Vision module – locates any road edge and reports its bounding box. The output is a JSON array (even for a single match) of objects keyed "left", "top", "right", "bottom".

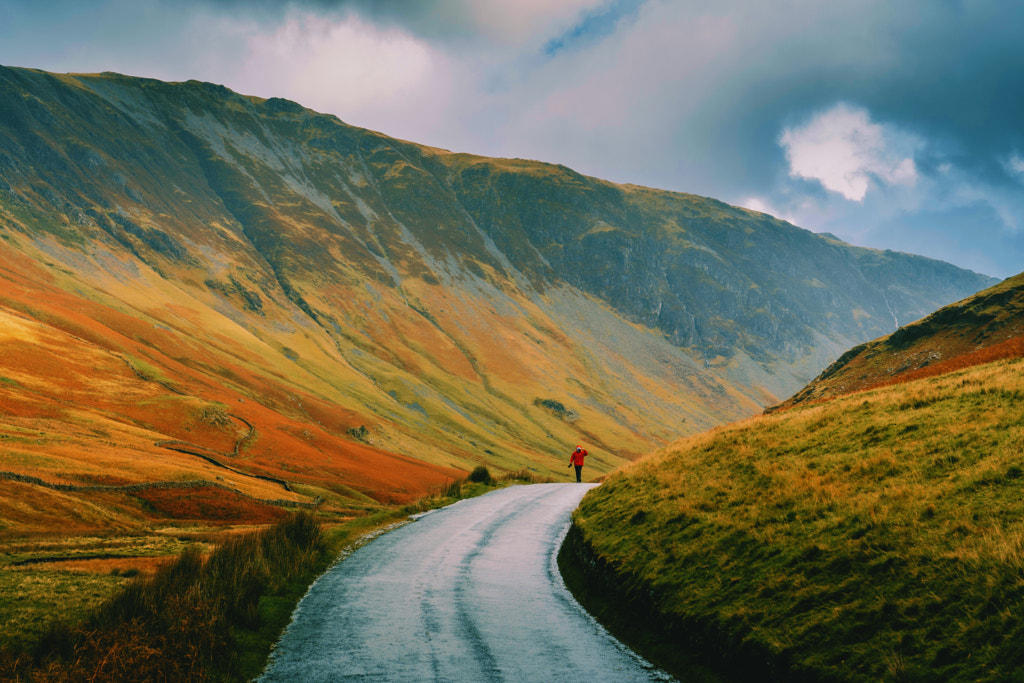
[{"left": 558, "top": 522, "right": 789, "bottom": 683}]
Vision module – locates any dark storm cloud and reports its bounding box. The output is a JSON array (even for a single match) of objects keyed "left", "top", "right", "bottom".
[
  {"left": 806, "top": 2, "right": 1024, "bottom": 181},
  {"left": 643, "top": 0, "right": 1024, "bottom": 197}
]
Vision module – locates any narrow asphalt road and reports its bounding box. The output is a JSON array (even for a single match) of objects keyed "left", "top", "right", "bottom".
[{"left": 259, "top": 483, "right": 675, "bottom": 682}]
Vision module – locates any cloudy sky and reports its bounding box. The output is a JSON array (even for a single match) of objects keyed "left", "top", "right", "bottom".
[{"left": 2, "top": 0, "right": 1022, "bottom": 278}]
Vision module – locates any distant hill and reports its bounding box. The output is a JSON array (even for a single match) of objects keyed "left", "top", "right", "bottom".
[
  {"left": 777, "top": 271, "right": 1024, "bottom": 409},
  {"left": 0, "top": 65, "right": 997, "bottom": 531}
]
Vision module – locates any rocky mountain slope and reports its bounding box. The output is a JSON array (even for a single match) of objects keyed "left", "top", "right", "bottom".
[
  {"left": 777, "top": 271, "right": 1024, "bottom": 408},
  {"left": 0, "top": 65, "right": 998, "bottom": 527}
]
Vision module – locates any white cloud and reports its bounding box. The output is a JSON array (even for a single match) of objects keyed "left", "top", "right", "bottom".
[
  {"left": 779, "top": 103, "right": 919, "bottom": 202},
  {"left": 1004, "top": 153, "right": 1024, "bottom": 182},
  {"left": 738, "top": 196, "right": 774, "bottom": 215},
  {"left": 489, "top": 2, "right": 746, "bottom": 183},
  {"left": 235, "top": 11, "right": 438, "bottom": 110}
]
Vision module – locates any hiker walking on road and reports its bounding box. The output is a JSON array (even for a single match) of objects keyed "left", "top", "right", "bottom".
[{"left": 568, "top": 445, "right": 587, "bottom": 483}]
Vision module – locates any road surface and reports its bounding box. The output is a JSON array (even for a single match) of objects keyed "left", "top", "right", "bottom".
[{"left": 259, "top": 483, "right": 675, "bottom": 682}]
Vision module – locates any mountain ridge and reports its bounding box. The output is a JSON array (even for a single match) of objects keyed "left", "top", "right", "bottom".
[{"left": 776, "top": 271, "right": 1024, "bottom": 408}]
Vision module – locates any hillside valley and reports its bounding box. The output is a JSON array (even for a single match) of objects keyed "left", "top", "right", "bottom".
[{"left": 0, "top": 64, "right": 998, "bottom": 538}]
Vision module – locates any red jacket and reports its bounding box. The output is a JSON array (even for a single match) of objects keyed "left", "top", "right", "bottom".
[{"left": 569, "top": 448, "right": 587, "bottom": 466}]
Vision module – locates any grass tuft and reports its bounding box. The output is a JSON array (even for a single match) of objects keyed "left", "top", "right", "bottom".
[{"left": 468, "top": 465, "right": 492, "bottom": 484}]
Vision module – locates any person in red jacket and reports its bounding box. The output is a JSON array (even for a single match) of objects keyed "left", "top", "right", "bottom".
[{"left": 568, "top": 445, "right": 587, "bottom": 483}]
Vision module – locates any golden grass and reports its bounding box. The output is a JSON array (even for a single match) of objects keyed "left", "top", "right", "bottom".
[
  {"left": 0, "top": 570, "right": 128, "bottom": 650},
  {"left": 780, "top": 273, "right": 1024, "bottom": 408},
  {"left": 574, "top": 356, "right": 1024, "bottom": 681}
]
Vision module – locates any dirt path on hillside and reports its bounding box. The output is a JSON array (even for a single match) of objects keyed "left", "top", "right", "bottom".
[{"left": 259, "top": 484, "right": 676, "bottom": 682}]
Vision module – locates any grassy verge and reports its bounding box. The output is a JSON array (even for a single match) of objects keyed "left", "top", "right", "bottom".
[
  {"left": 0, "top": 466, "right": 546, "bottom": 681},
  {"left": 572, "top": 357, "right": 1024, "bottom": 682}
]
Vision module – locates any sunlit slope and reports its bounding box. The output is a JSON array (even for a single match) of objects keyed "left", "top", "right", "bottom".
[
  {"left": 780, "top": 271, "right": 1024, "bottom": 408},
  {"left": 0, "top": 65, "right": 997, "bottom": 535},
  {"left": 0, "top": 245, "right": 464, "bottom": 537},
  {"left": 0, "top": 67, "right": 761, "bottom": 473},
  {"left": 573, "top": 355, "right": 1024, "bottom": 680}
]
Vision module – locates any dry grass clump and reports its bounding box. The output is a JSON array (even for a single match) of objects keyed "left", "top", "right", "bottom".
[{"left": 574, "top": 357, "right": 1024, "bottom": 682}]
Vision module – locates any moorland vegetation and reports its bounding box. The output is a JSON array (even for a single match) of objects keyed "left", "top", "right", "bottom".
[
  {"left": 568, "top": 355, "right": 1024, "bottom": 681},
  {"left": 2, "top": 511, "right": 328, "bottom": 682},
  {"left": 781, "top": 272, "right": 1024, "bottom": 408}
]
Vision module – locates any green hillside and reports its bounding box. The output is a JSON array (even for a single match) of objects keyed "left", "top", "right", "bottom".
[{"left": 568, "top": 353, "right": 1024, "bottom": 681}]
